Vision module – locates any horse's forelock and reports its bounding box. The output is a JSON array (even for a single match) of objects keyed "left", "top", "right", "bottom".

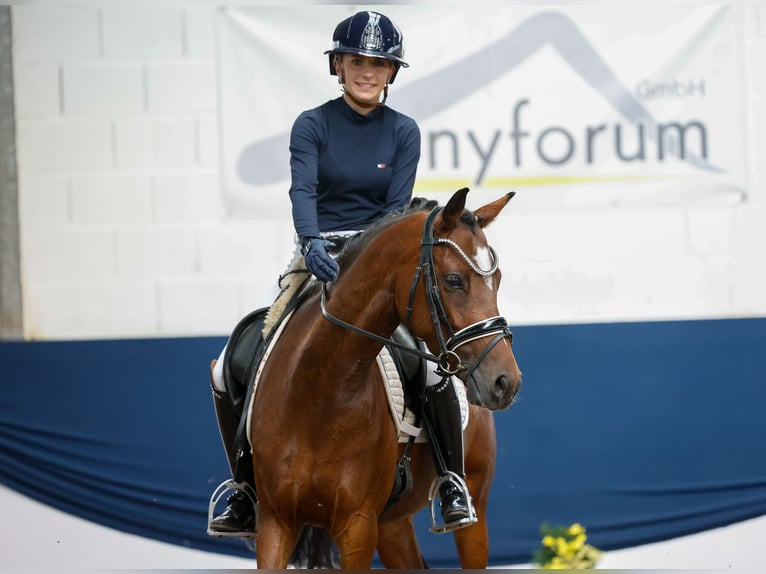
[{"left": 459, "top": 210, "right": 478, "bottom": 229}]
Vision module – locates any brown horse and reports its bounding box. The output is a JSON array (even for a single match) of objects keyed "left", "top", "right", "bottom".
[{"left": 249, "top": 188, "right": 522, "bottom": 568}]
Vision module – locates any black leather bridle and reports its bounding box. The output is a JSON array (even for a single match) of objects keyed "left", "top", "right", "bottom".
[{"left": 320, "top": 206, "right": 513, "bottom": 389}]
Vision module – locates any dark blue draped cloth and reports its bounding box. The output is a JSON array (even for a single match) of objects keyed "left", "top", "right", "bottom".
[{"left": 1, "top": 317, "right": 765, "bottom": 567}]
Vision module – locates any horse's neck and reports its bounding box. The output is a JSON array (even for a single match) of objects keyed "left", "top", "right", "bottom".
[
  {"left": 310, "top": 221, "right": 418, "bottom": 386},
  {"left": 319, "top": 273, "right": 399, "bottom": 366}
]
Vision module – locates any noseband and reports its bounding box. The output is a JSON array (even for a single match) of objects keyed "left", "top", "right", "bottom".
[{"left": 320, "top": 206, "right": 513, "bottom": 390}]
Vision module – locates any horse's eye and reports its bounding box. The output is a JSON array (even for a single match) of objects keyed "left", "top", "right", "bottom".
[{"left": 444, "top": 273, "right": 464, "bottom": 290}]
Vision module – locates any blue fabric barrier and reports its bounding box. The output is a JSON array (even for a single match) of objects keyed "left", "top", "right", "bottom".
[{"left": 1, "top": 317, "right": 765, "bottom": 566}]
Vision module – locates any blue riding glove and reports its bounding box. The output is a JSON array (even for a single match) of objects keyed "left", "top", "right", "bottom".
[{"left": 301, "top": 236, "right": 339, "bottom": 283}]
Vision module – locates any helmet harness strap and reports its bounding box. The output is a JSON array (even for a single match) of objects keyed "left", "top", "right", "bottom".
[{"left": 340, "top": 82, "right": 389, "bottom": 109}]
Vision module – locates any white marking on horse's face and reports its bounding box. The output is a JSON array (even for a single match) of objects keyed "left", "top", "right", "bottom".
[{"left": 475, "top": 246, "right": 494, "bottom": 290}]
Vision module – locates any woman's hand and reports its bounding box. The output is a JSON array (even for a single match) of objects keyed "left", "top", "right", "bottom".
[{"left": 301, "top": 237, "right": 339, "bottom": 282}]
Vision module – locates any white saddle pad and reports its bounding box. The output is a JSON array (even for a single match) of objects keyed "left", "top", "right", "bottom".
[{"left": 376, "top": 346, "right": 469, "bottom": 444}]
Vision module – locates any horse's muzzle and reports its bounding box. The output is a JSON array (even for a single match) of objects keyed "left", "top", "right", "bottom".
[{"left": 465, "top": 367, "right": 521, "bottom": 411}]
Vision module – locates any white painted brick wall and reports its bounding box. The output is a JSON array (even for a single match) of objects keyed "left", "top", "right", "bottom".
[
  {"left": 12, "top": 7, "right": 99, "bottom": 60},
  {"left": 153, "top": 172, "right": 224, "bottom": 221},
  {"left": 114, "top": 116, "right": 198, "bottom": 168},
  {"left": 18, "top": 119, "right": 113, "bottom": 170},
  {"left": 24, "top": 280, "right": 159, "bottom": 340},
  {"left": 12, "top": 5, "right": 221, "bottom": 339},
  {"left": 116, "top": 226, "right": 198, "bottom": 278},
  {"left": 70, "top": 174, "right": 153, "bottom": 226},
  {"left": 13, "top": 61, "right": 59, "bottom": 117},
  {"left": 101, "top": 8, "right": 183, "bottom": 60},
  {"left": 152, "top": 117, "right": 196, "bottom": 167},
  {"left": 146, "top": 61, "right": 216, "bottom": 113},
  {"left": 63, "top": 62, "right": 144, "bottom": 115},
  {"left": 11, "top": 5, "right": 766, "bottom": 340},
  {"left": 18, "top": 175, "right": 69, "bottom": 228},
  {"left": 23, "top": 228, "right": 115, "bottom": 281},
  {"left": 158, "top": 278, "right": 239, "bottom": 335}
]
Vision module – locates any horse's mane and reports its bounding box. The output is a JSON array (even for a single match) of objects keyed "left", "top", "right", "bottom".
[
  {"left": 335, "top": 197, "right": 434, "bottom": 268},
  {"left": 336, "top": 196, "right": 478, "bottom": 269}
]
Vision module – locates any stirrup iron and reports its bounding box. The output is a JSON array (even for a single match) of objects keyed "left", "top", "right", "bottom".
[
  {"left": 207, "top": 479, "right": 258, "bottom": 538},
  {"left": 427, "top": 472, "right": 477, "bottom": 534}
]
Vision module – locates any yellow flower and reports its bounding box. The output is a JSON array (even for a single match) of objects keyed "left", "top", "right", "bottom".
[
  {"left": 554, "top": 536, "right": 576, "bottom": 559},
  {"left": 534, "top": 522, "right": 602, "bottom": 569},
  {"left": 571, "top": 532, "right": 587, "bottom": 550},
  {"left": 567, "top": 523, "right": 585, "bottom": 536}
]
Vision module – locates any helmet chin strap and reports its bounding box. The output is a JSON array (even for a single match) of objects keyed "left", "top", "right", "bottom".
[{"left": 339, "top": 76, "right": 389, "bottom": 109}]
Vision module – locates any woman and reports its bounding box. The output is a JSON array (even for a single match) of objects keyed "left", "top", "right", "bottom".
[{"left": 208, "top": 10, "right": 473, "bottom": 537}]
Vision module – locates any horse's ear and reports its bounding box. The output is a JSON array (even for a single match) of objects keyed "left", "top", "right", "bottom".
[
  {"left": 475, "top": 191, "right": 515, "bottom": 228},
  {"left": 438, "top": 187, "right": 469, "bottom": 232}
]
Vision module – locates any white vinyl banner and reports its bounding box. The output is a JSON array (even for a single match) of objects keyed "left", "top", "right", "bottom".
[{"left": 218, "top": 5, "right": 746, "bottom": 216}]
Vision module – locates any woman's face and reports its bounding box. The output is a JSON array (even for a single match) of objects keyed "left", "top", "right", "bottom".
[{"left": 335, "top": 54, "right": 394, "bottom": 110}]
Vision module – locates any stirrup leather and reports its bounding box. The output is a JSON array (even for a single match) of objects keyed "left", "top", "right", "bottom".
[
  {"left": 427, "top": 472, "right": 477, "bottom": 534},
  {"left": 207, "top": 479, "right": 258, "bottom": 538}
]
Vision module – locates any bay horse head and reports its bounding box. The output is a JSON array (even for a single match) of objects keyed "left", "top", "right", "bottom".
[
  {"left": 325, "top": 187, "right": 522, "bottom": 411},
  {"left": 400, "top": 188, "right": 521, "bottom": 410}
]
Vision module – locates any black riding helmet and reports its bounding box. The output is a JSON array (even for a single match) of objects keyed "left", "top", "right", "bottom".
[{"left": 325, "top": 11, "right": 408, "bottom": 84}]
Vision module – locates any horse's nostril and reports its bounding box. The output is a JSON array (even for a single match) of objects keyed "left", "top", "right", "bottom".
[{"left": 494, "top": 375, "right": 509, "bottom": 398}]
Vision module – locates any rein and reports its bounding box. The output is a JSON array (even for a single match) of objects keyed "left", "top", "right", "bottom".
[
  {"left": 320, "top": 206, "right": 513, "bottom": 390},
  {"left": 320, "top": 283, "right": 440, "bottom": 364}
]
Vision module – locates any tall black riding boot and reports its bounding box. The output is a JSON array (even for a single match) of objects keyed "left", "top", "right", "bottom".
[
  {"left": 208, "top": 364, "right": 257, "bottom": 535},
  {"left": 424, "top": 377, "right": 476, "bottom": 532}
]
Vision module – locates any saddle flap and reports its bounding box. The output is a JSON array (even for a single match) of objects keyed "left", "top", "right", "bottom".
[
  {"left": 223, "top": 307, "right": 269, "bottom": 408},
  {"left": 386, "top": 326, "right": 426, "bottom": 411}
]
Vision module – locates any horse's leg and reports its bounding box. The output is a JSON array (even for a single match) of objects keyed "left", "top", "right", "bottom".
[
  {"left": 332, "top": 511, "right": 380, "bottom": 569},
  {"left": 452, "top": 513, "right": 490, "bottom": 568},
  {"left": 452, "top": 475, "right": 491, "bottom": 567},
  {"left": 377, "top": 516, "right": 427, "bottom": 569},
  {"left": 453, "top": 409, "right": 496, "bottom": 568},
  {"left": 254, "top": 504, "right": 300, "bottom": 569}
]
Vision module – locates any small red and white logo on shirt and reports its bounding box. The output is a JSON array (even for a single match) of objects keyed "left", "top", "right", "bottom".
[{"left": 377, "top": 163, "right": 386, "bottom": 169}]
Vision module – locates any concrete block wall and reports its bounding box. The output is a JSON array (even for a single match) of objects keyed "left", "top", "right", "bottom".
[
  {"left": 11, "top": 5, "right": 766, "bottom": 340},
  {"left": 13, "top": 6, "right": 291, "bottom": 340}
]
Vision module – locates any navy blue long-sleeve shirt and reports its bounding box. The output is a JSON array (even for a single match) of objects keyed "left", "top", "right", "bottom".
[{"left": 288, "top": 96, "right": 421, "bottom": 240}]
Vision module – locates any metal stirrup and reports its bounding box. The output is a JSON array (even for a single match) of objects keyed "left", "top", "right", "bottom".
[
  {"left": 427, "top": 472, "right": 477, "bottom": 534},
  {"left": 207, "top": 479, "right": 258, "bottom": 539}
]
